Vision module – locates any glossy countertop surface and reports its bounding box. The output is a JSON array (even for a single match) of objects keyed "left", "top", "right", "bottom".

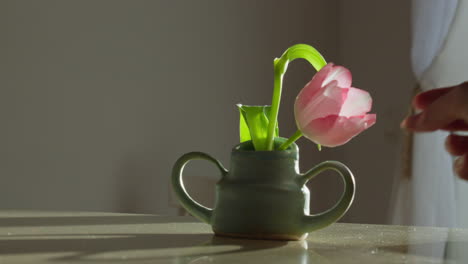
[{"left": 0, "top": 211, "right": 467, "bottom": 263}]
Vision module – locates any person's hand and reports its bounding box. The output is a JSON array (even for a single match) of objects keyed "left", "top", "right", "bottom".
[{"left": 401, "top": 82, "right": 468, "bottom": 180}]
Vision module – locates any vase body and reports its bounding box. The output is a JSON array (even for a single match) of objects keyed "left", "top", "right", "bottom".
[
  {"left": 171, "top": 138, "right": 355, "bottom": 241},
  {"left": 212, "top": 140, "right": 309, "bottom": 240}
]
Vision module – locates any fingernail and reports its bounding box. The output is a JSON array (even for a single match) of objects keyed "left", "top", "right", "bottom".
[
  {"left": 400, "top": 119, "right": 408, "bottom": 129},
  {"left": 455, "top": 157, "right": 463, "bottom": 170},
  {"left": 404, "top": 113, "right": 424, "bottom": 130},
  {"left": 454, "top": 156, "right": 465, "bottom": 177}
]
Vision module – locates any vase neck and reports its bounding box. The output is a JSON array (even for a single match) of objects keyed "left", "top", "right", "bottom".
[{"left": 227, "top": 150, "right": 299, "bottom": 182}]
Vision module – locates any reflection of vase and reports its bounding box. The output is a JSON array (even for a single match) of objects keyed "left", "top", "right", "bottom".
[
  {"left": 172, "top": 138, "right": 355, "bottom": 241},
  {"left": 178, "top": 237, "right": 328, "bottom": 264}
]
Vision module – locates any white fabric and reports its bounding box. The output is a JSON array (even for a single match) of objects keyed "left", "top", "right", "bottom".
[
  {"left": 411, "top": 0, "right": 458, "bottom": 81},
  {"left": 419, "top": 0, "right": 468, "bottom": 90},
  {"left": 392, "top": 0, "right": 468, "bottom": 261},
  {"left": 410, "top": 0, "right": 468, "bottom": 229}
]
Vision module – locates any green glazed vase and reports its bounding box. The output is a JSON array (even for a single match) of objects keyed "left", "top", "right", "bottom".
[{"left": 171, "top": 137, "right": 355, "bottom": 241}]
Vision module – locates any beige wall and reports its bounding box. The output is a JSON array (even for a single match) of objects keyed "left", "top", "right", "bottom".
[
  {"left": 332, "top": 0, "right": 415, "bottom": 224},
  {"left": 0, "top": 0, "right": 339, "bottom": 215},
  {"left": 279, "top": 0, "right": 415, "bottom": 225},
  {"left": 1, "top": 0, "right": 414, "bottom": 224}
]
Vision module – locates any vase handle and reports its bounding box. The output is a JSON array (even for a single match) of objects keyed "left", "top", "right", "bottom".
[
  {"left": 171, "top": 152, "right": 228, "bottom": 224},
  {"left": 297, "top": 161, "right": 355, "bottom": 232}
]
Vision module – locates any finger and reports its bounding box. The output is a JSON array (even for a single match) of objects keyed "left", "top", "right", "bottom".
[
  {"left": 442, "top": 120, "right": 468, "bottom": 131},
  {"left": 413, "top": 87, "right": 453, "bottom": 110},
  {"left": 403, "top": 88, "right": 466, "bottom": 132},
  {"left": 445, "top": 134, "right": 468, "bottom": 156},
  {"left": 454, "top": 154, "right": 468, "bottom": 180}
]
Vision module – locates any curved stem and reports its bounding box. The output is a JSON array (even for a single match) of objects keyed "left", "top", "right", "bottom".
[
  {"left": 265, "top": 44, "right": 327, "bottom": 151},
  {"left": 278, "top": 130, "right": 303, "bottom": 150}
]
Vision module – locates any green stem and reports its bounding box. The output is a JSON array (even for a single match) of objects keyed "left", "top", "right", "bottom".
[
  {"left": 265, "top": 58, "right": 286, "bottom": 150},
  {"left": 265, "top": 44, "right": 327, "bottom": 151},
  {"left": 278, "top": 130, "right": 303, "bottom": 150}
]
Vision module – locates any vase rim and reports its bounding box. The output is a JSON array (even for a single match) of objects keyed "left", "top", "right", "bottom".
[{"left": 231, "top": 138, "right": 299, "bottom": 157}]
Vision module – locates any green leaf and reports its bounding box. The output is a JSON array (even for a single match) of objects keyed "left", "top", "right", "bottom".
[
  {"left": 238, "top": 106, "right": 251, "bottom": 143},
  {"left": 237, "top": 104, "right": 279, "bottom": 151}
]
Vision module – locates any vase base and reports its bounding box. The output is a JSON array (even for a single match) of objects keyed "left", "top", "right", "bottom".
[{"left": 213, "top": 230, "right": 307, "bottom": 241}]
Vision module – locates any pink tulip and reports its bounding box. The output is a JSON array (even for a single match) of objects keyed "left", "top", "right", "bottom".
[{"left": 294, "top": 63, "right": 376, "bottom": 147}]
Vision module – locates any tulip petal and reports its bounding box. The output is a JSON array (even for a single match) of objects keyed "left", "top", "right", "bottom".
[
  {"left": 300, "top": 114, "right": 376, "bottom": 147},
  {"left": 298, "top": 63, "right": 334, "bottom": 100},
  {"left": 340, "top": 87, "right": 373, "bottom": 117},
  {"left": 295, "top": 63, "right": 352, "bottom": 102},
  {"left": 295, "top": 80, "right": 346, "bottom": 126},
  {"left": 323, "top": 64, "right": 352, "bottom": 88}
]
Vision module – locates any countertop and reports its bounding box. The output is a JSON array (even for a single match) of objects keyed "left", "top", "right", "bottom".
[{"left": 0, "top": 211, "right": 467, "bottom": 263}]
